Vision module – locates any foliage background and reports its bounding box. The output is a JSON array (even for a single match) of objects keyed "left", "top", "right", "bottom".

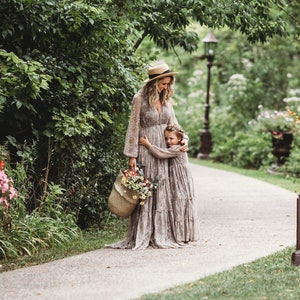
[{"left": 0, "top": 0, "right": 300, "bottom": 258}]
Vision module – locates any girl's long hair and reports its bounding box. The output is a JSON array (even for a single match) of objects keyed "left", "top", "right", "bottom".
[
  {"left": 165, "top": 124, "right": 185, "bottom": 141},
  {"left": 142, "top": 76, "right": 175, "bottom": 107}
]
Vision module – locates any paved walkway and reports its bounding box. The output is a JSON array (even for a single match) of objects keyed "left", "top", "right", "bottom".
[{"left": 0, "top": 164, "right": 298, "bottom": 300}]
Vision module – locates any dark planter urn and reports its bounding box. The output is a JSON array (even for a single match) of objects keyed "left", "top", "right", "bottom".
[{"left": 271, "top": 132, "right": 293, "bottom": 165}]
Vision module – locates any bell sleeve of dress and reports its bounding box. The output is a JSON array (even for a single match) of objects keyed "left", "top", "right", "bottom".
[
  {"left": 123, "top": 94, "right": 142, "bottom": 158},
  {"left": 148, "top": 145, "right": 181, "bottom": 159}
]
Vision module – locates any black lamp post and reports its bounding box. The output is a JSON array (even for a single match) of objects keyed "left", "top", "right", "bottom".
[
  {"left": 197, "top": 31, "right": 218, "bottom": 160},
  {"left": 292, "top": 195, "right": 300, "bottom": 266}
]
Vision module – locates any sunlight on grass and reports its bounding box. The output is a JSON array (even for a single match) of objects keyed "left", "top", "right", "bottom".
[{"left": 139, "top": 247, "right": 300, "bottom": 300}]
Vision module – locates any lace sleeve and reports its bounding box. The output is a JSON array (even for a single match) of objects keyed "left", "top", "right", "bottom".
[
  {"left": 149, "top": 145, "right": 181, "bottom": 159},
  {"left": 123, "top": 93, "right": 142, "bottom": 158}
]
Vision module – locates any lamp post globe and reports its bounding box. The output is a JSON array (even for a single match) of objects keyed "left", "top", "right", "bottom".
[{"left": 197, "top": 31, "right": 218, "bottom": 160}]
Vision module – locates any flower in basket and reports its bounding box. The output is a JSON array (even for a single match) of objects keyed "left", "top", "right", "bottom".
[
  {"left": 121, "top": 167, "right": 157, "bottom": 205},
  {"left": 0, "top": 160, "right": 18, "bottom": 208}
]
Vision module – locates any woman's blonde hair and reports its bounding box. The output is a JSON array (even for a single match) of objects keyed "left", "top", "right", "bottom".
[{"left": 142, "top": 76, "right": 175, "bottom": 107}]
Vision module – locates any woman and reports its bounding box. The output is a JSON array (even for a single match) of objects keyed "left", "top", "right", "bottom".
[{"left": 108, "top": 62, "right": 188, "bottom": 250}]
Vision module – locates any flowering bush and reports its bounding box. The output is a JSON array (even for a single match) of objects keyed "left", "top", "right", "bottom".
[
  {"left": 227, "top": 74, "right": 247, "bottom": 94},
  {"left": 121, "top": 167, "right": 157, "bottom": 205},
  {"left": 0, "top": 161, "right": 18, "bottom": 208},
  {"left": 250, "top": 106, "right": 299, "bottom": 136},
  {"left": 283, "top": 94, "right": 300, "bottom": 113}
]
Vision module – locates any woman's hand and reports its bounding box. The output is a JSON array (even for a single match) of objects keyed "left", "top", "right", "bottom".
[
  {"left": 180, "top": 138, "right": 189, "bottom": 152},
  {"left": 128, "top": 157, "right": 137, "bottom": 171}
]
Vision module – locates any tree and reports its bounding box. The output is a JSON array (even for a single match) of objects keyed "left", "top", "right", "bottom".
[{"left": 0, "top": 0, "right": 293, "bottom": 227}]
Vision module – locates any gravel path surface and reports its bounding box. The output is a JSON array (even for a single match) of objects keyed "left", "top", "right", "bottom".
[{"left": 0, "top": 164, "right": 297, "bottom": 300}]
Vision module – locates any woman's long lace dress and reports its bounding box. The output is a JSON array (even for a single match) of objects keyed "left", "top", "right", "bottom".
[{"left": 107, "top": 91, "right": 182, "bottom": 250}]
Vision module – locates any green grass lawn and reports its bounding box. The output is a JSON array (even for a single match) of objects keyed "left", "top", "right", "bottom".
[
  {"left": 139, "top": 246, "right": 300, "bottom": 300},
  {"left": 1, "top": 159, "right": 300, "bottom": 300}
]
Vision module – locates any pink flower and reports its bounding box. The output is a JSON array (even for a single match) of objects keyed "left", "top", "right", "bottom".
[
  {"left": 4, "top": 199, "right": 8, "bottom": 208},
  {"left": 9, "top": 187, "right": 18, "bottom": 199},
  {"left": 0, "top": 168, "right": 18, "bottom": 208},
  {"left": 0, "top": 197, "right": 8, "bottom": 208}
]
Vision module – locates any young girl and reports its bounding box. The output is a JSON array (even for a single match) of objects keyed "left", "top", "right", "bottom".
[{"left": 139, "top": 124, "right": 199, "bottom": 243}]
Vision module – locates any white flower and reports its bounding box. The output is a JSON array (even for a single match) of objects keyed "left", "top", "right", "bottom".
[
  {"left": 242, "top": 58, "right": 253, "bottom": 70},
  {"left": 290, "top": 89, "right": 300, "bottom": 96},
  {"left": 283, "top": 97, "right": 300, "bottom": 103},
  {"left": 227, "top": 74, "right": 247, "bottom": 92}
]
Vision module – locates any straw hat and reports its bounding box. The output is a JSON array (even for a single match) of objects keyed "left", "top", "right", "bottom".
[{"left": 144, "top": 62, "right": 178, "bottom": 83}]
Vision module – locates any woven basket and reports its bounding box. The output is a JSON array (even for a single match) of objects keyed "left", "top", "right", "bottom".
[{"left": 108, "top": 172, "right": 139, "bottom": 218}]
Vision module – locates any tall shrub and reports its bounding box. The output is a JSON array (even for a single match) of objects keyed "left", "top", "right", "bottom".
[{"left": 0, "top": 0, "right": 294, "bottom": 227}]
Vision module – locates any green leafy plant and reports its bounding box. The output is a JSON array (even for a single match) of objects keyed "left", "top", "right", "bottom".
[
  {"left": 280, "top": 133, "right": 300, "bottom": 177},
  {"left": 251, "top": 107, "right": 299, "bottom": 135},
  {"left": 0, "top": 147, "right": 80, "bottom": 260},
  {"left": 0, "top": 0, "right": 299, "bottom": 228}
]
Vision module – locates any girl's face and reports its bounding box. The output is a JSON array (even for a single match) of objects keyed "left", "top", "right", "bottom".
[
  {"left": 157, "top": 77, "right": 171, "bottom": 92},
  {"left": 164, "top": 131, "right": 181, "bottom": 146}
]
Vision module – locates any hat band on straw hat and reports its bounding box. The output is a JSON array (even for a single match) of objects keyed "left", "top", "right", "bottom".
[
  {"left": 148, "top": 69, "right": 171, "bottom": 80},
  {"left": 144, "top": 63, "right": 178, "bottom": 83}
]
